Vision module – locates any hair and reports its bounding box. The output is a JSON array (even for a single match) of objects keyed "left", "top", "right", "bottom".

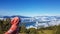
[{"left": 17, "top": 17, "right": 21, "bottom": 25}]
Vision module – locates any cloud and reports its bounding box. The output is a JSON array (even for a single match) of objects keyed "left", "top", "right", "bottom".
[
  {"left": 26, "top": 19, "right": 60, "bottom": 29},
  {"left": 26, "top": 25, "right": 37, "bottom": 29}
]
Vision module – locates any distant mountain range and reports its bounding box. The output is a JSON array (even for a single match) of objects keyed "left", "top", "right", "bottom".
[{"left": 0, "top": 15, "right": 31, "bottom": 18}]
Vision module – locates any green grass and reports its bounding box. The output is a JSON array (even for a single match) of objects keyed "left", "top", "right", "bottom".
[{"left": 38, "top": 30, "right": 54, "bottom": 34}]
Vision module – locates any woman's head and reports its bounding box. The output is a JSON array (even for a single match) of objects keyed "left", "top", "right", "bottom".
[{"left": 11, "top": 17, "right": 21, "bottom": 25}]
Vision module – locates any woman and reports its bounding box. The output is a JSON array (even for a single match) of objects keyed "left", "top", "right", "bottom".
[{"left": 5, "top": 17, "right": 20, "bottom": 34}]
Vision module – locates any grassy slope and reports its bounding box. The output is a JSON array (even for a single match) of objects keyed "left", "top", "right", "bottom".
[{"left": 38, "top": 30, "right": 54, "bottom": 34}]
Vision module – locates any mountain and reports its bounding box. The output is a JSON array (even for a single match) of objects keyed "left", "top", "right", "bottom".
[
  {"left": 10, "top": 15, "right": 31, "bottom": 18},
  {"left": 0, "top": 15, "right": 31, "bottom": 18}
]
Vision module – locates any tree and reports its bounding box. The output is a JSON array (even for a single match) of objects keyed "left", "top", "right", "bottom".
[
  {"left": 0, "top": 20, "right": 3, "bottom": 31},
  {"left": 20, "top": 23, "right": 27, "bottom": 33},
  {"left": 3, "top": 18, "right": 11, "bottom": 31},
  {"left": 0, "top": 18, "right": 11, "bottom": 34},
  {"left": 5, "top": 18, "right": 11, "bottom": 30},
  {"left": 29, "top": 28, "right": 38, "bottom": 34},
  {"left": 55, "top": 25, "right": 60, "bottom": 34},
  {"left": 0, "top": 20, "right": 4, "bottom": 34}
]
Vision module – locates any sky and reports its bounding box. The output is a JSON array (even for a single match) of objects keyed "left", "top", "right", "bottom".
[{"left": 0, "top": 0, "right": 60, "bottom": 17}]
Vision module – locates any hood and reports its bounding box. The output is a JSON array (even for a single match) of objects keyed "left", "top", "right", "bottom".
[{"left": 11, "top": 17, "right": 20, "bottom": 25}]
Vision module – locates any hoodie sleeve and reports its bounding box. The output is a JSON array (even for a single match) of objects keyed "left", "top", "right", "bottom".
[{"left": 5, "top": 24, "right": 17, "bottom": 34}]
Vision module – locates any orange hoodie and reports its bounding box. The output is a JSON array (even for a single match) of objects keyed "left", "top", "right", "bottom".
[{"left": 5, "top": 17, "right": 20, "bottom": 34}]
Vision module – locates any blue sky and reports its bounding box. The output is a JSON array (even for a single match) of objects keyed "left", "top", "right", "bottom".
[{"left": 0, "top": 0, "right": 60, "bottom": 17}]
